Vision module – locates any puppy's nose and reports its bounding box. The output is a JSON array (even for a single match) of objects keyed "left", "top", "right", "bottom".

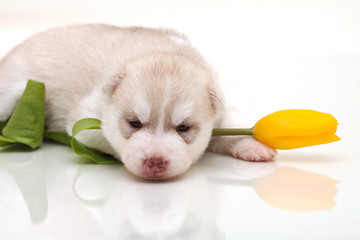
[{"left": 144, "top": 157, "right": 168, "bottom": 170}]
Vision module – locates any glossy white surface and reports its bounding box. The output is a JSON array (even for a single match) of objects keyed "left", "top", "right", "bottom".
[{"left": 1, "top": 1, "right": 360, "bottom": 239}]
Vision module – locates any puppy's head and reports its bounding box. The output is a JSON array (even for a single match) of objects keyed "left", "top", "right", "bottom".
[{"left": 102, "top": 53, "right": 221, "bottom": 179}]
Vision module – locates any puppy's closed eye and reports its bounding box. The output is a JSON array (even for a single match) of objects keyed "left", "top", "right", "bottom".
[
  {"left": 129, "top": 120, "right": 142, "bottom": 129},
  {"left": 118, "top": 117, "right": 143, "bottom": 139},
  {"left": 176, "top": 124, "right": 190, "bottom": 132},
  {"left": 176, "top": 123, "right": 199, "bottom": 144}
]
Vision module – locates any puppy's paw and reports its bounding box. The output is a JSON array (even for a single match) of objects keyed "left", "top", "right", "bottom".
[{"left": 231, "top": 137, "right": 277, "bottom": 162}]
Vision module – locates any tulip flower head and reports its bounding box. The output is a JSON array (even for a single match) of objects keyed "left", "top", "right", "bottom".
[{"left": 252, "top": 109, "right": 340, "bottom": 149}]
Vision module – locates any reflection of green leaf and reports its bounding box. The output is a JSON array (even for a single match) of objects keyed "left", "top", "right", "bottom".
[
  {"left": 1, "top": 80, "right": 45, "bottom": 149},
  {"left": 70, "top": 118, "right": 119, "bottom": 164}
]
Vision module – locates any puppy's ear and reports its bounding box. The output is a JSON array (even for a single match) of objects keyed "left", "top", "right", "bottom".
[
  {"left": 103, "top": 73, "right": 126, "bottom": 95},
  {"left": 209, "top": 90, "right": 224, "bottom": 112}
]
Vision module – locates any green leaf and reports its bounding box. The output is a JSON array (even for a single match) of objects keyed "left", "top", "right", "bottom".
[
  {"left": 0, "top": 121, "right": 7, "bottom": 131},
  {"left": 1, "top": 80, "right": 45, "bottom": 149},
  {"left": 70, "top": 118, "right": 119, "bottom": 164},
  {"left": 43, "top": 130, "right": 72, "bottom": 146},
  {"left": 72, "top": 118, "right": 102, "bottom": 136},
  {"left": 0, "top": 121, "right": 15, "bottom": 147},
  {"left": 0, "top": 135, "right": 16, "bottom": 147}
]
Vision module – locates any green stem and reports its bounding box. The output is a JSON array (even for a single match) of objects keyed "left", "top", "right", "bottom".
[{"left": 212, "top": 128, "right": 254, "bottom": 136}]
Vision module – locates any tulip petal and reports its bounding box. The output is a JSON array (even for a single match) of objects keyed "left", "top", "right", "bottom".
[
  {"left": 254, "top": 109, "right": 339, "bottom": 138},
  {"left": 253, "top": 109, "right": 341, "bottom": 149},
  {"left": 257, "top": 133, "right": 341, "bottom": 150}
]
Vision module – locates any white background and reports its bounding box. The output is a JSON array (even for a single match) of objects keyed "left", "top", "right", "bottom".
[{"left": 1, "top": 1, "right": 360, "bottom": 239}]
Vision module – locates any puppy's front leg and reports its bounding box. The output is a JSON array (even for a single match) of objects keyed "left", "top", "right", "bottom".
[{"left": 208, "top": 109, "right": 277, "bottom": 162}]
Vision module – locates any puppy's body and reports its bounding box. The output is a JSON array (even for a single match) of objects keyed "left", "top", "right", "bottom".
[{"left": 0, "top": 24, "right": 275, "bottom": 179}]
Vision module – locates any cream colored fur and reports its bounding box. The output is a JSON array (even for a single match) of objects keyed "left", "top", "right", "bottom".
[{"left": 0, "top": 24, "right": 276, "bottom": 179}]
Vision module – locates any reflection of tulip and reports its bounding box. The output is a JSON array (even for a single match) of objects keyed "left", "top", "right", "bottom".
[
  {"left": 252, "top": 109, "right": 340, "bottom": 149},
  {"left": 254, "top": 167, "right": 339, "bottom": 211}
]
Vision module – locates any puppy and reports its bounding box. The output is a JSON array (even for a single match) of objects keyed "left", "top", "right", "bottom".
[{"left": 0, "top": 24, "right": 276, "bottom": 179}]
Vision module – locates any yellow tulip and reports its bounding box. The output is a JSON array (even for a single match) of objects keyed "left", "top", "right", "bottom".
[{"left": 252, "top": 109, "right": 340, "bottom": 149}]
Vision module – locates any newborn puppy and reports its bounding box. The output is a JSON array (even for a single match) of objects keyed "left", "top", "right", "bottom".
[{"left": 0, "top": 24, "right": 276, "bottom": 179}]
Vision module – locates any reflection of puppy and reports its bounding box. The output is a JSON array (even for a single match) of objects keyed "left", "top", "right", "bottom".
[{"left": 0, "top": 24, "right": 276, "bottom": 179}]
